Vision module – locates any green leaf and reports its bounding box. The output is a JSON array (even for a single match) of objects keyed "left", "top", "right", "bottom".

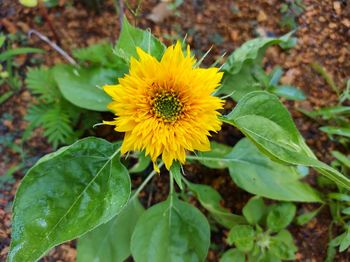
[
  {"left": 320, "top": 126, "right": 350, "bottom": 138},
  {"left": 342, "top": 207, "right": 350, "bottom": 215},
  {"left": 19, "top": 0, "right": 38, "bottom": 7},
  {"left": 77, "top": 197, "right": 144, "bottom": 262},
  {"left": 26, "top": 67, "right": 61, "bottom": 102},
  {"left": 219, "top": 33, "right": 294, "bottom": 101},
  {"left": 219, "top": 248, "right": 245, "bottom": 262},
  {"left": 0, "top": 34, "right": 6, "bottom": 48},
  {"left": 270, "top": 229, "right": 297, "bottom": 260},
  {"left": 242, "top": 197, "right": 266, "bottom": 225},
  {"left": 296, "top": 206, "right": 322, "bottom": 225},
  {"left": 25, "top": 101, "right": 78, "bottom": 148},
  {"left": 219, "top": 65, "right": 260, "bottom": 101},
  {"left": 73, "top": 42, "right": 129, "bottom": 70},
  {"left": 9, "top": 137, "right": 131, "bottom": 262},
  {"left": 332, "top": 151, "right": 350, "bottom": 169},
  {"left": 329, "top": 232, "right": 346, "bottom": 247},
  {"left": 115, "top": 17, "right": 166, "bottom": 62},
  {"left": 328, "top": 193, "right": 350, "bottom": 202},
  {"left": 251, "top": 251, "right": 281, "bottom": 262},
  {"left": 129, "top": 152, "right": 151, "bottom": 173},
  {"left": 53, "top": 65, "right": 118, "bottom": 111},
  {"left": 187, "top": 182, "right": 246, "bottom": 228},
  {"left": 325, "top": 244, "right": 336, "bottom": 262},
  {"left": 0, "top": 90, "right": 13, "bottom": 105},
  {"left": 229, "top": 139, "right": 322, "bottom": 202},
  {"left": 41, "top": 105, "right": 75, "bottom": 148},
  {"left": 267, "top": 202, "right": 296, "bottom": 232},
  {"left": 188, "top": 139, "right": 322, "bottom": 202},
  {"left": 170, "top": 161, "right": 183, "bottom": 190},
  {"left": 227, "top": 225, "right": 255, "bottom": 252},
  {"left": 223, "top": 91, "right": 350, "bottom": 190},
  {"left": 130, "top": 198, "right": 210, "bottom": 262},
  {"left": 339, "top": 228, "right": 350, "bottom": 252},
  {"left": 196, "top": 142, "right": 232, "bottom": 169},
  {"left": 0, "top": 47, "right": 44, "bottom": 61},
  {"left": 269, "top": 66, "right": 284, "bottom": 86},
  {"left": 271, "top": 85, "right": 306, "bottom": 101},
  {"left": 302, "top": 106, "right": 350, "bottom": 120}
]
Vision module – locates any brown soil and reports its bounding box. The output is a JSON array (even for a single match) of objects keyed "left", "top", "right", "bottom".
[{"left": 1, "top": 0, "right": 350, "bottom": 261}]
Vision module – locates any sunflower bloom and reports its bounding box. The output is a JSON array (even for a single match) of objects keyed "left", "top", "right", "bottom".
[{"left": 104, "top": 42, "right": 224, "bottom": 170}]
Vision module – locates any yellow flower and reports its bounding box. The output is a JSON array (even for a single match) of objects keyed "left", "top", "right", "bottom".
[{"left": 104, "top": 42, "right": 224, "bottom": 170}]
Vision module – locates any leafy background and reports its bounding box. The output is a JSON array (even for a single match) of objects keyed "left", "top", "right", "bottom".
[{"left": 0, "top": 0, "right": 349, "bottom": 261}]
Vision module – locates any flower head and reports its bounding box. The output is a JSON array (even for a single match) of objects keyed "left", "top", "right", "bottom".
[{"left": 104, "top": 42, "right": 223, "bottom": 170}]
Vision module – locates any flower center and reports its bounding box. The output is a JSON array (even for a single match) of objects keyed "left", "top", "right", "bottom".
[{"left": 153, "top": 92, "right": 183, "bottom": 122}]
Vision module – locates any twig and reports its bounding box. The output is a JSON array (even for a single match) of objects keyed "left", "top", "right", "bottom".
[
  {"left": 114, "top": 0, "right": 124, "bottom": 28},
  {"left": 129, "top": 162, "right": 164, "bottom": 203},
  {"left": 38, "top": 1, "right": 60, "bottom": 44},
  {"left": 119, "top": 0, "right": 124, "bottom": 27},
  {"left": 310, "top": 62, "right": 340, "bottom": 96},
  {"left": 28, "top": 30, "right": 77, "bottom": 66}
]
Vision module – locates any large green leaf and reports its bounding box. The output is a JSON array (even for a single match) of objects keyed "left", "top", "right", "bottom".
[
  {"left": 53, "top": 65, "right": 121, "bottom": 111},
  {"left": 0, "top": 47, "right": 44, "bottom": 61},
  {"left": 187, "top": 182, "right": 246, "bottom": 228},
  {"left": 227, "top": 139, "right": 322, "bottom": 202},
  {"left": 218, "top": 34, "right": 293, "bottom": 101},
  {"left": 187, "top": 139, "right": 322, "bottom": 202},
  {"left": 130, "top": 198, "right": 210, "bottom": 262},
  {"left": 223, "top": 91, "right": 350, "bottom": 190},
  {"left": 77, "top": 197, "right": 144, "bottom": 262},
  {"left": 8, "top": 137, "right": 131, "bottom": 262},
  {"left": 115, "top": 17, "right": 166, "bottom": 62}
]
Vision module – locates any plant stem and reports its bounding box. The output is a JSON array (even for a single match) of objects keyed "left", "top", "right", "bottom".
[
  {"left": 168, "top": 166, "right": 175, "bottom": 223},
  {"left": 28, "top": 30, "right": 77, "bottom": 66},
  {"left": 129, "top": 162, "right": 164, "bottom": 202}
]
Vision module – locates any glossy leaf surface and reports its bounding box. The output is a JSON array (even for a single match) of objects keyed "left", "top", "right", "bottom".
[
  {"left": 223, "top": 91, "right": 350, "bottom": 190},
  {"left": 187, "top": 139, "right": 322, "bottom": 202},
  {"left": 9, "top": 137, "right": 131, "bottom": 262}
]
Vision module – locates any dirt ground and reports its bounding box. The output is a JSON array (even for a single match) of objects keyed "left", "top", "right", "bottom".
[{"left": 1, "top": 0, "right": 350, "bottom": 261}]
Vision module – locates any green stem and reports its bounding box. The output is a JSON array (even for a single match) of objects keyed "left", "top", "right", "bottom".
[
  {"left": 168, "top": 167, "right": 175, "bottom": 223},
  {"left": 129, "top": 161, "right": 164, "bottom": 202},
  {"left": 169, "top": 167, "right": 175, "bottom": 198}
]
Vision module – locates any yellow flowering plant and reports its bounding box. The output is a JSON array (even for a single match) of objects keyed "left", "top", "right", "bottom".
[{"left": 8, "top": 18, "right": 350, "bottom": 262}]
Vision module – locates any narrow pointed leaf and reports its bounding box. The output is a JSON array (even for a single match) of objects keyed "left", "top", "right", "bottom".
[{"left": 187, "top": 139, "right": 322, "bottom": 202}]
